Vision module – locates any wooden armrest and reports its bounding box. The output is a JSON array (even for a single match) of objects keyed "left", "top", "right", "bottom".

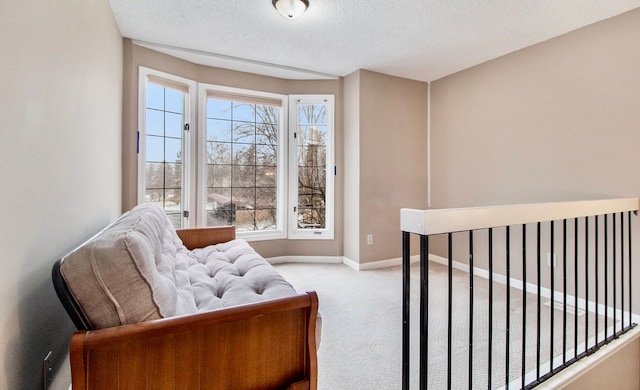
[
  {"left": 176, "top": 226, "right": 236, "bottom": 249},
  {"left": 70, "top": 292, "right": 318, "bottom": 390}
]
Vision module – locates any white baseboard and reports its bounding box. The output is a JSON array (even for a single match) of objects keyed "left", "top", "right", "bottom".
[
  {"left": 268, "top": 254, "right": 421, "bottom": 271},
  {"left": 343, "top": 255, "right": 421, "bottom": 271},
  {"left": 266, "top": 255, "right": 343, "bottom": 265},
  {"left": 341, "top": 256, "right": 359, "bottom": 270}
]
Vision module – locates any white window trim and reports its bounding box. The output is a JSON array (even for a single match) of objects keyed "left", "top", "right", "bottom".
[
  {"left": 197, "top": 83, "right": 289, "bottom": 241},
  {"left": 288, "top": 94, "right": 335, "bottom": 240},
  {"left": 138, "top": 67, "right": 197, "bottom": 228}
]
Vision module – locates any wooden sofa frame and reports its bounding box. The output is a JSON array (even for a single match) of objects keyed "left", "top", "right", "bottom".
[{"left": 55, "top": 226, "right": 319, "bottom": 390}]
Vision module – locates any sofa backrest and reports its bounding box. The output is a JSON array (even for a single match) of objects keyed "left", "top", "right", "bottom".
[{"left": 58, "top": 203, "right": 184, "bottom": 329}]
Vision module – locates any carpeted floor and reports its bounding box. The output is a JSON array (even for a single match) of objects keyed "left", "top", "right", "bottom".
[{"left": 274, "top": 261, "right": 609, "bottom": 390}]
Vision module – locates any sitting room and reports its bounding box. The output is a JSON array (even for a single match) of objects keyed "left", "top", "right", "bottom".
[{"left": 2, "top": 1, "right": 640, "bottom": 389}]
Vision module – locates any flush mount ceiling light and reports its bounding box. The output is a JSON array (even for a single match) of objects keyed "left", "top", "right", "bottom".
[{"left": 272, "top": 0, "right": 309, "bottom": 19}]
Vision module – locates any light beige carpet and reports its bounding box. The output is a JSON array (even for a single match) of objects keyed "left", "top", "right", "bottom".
[{"left": 274, "top": 261, "right": 609, "bottom": 390}]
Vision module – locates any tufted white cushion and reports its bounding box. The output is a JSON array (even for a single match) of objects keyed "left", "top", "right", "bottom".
[
  {"left": 60, "top": 203, "right": 297, "bottom": 329},
  {"left": 175, "top": 239, "right": 297, "bottom": 315}
]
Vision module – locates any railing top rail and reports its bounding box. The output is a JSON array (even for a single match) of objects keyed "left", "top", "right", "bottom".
[{"left": 401, "top": 197, "right": 639, "bottom": 236}]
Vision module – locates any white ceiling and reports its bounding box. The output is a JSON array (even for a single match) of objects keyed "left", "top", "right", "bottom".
[{"left": 109, "top": 0, "right": 640, "bottom": 82}]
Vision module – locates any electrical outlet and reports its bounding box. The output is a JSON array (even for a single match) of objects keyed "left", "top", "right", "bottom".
[
  {"left": 367, "top": 234, "right": 373, "bottom": 245},
  {"left": 43, "top": 351, "right": 52, "bottom": 390},
  {"left": 546, "top": 253, "right": 557, "bottom": 267}
]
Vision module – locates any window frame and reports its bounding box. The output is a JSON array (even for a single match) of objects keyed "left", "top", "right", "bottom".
[
  {"left": 137, "top": 67, "right": 197, "bottom": 228},
  {"left": 288, "top": 94, "right": 335, "bottom": 240},
  {"left": 197, "top": 84, "right": 289, "bottom": 241}
]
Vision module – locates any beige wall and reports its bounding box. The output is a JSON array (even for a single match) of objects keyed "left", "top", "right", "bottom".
[
  {"left": 344, "top": 70, "right": 429, "bottom": 264},
  {"left": 558, "top": 332, "right": 640, "bottom": 389},
  {"left": 123, "top": 42, "right": 343, "bottom": 258},
  {"left": 430, "top": 8, "right": 640, "bottom": 209},
  {"left": 343, "top": 71, "right": 361, "bottom": 261},
  {"left": 429, "top": 6, "right": 640, "bottom": 316},
  {"left": 0, "top": 0, "right": 123, "bottom": 388}
]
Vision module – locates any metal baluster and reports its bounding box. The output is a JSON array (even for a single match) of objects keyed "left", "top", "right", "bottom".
[
  {"left": 621, "top": 213, "right": 625, "bottom": 334},
  {"left": 629, "top": 211, "right": 633, "bottom": 328},
  {"left": 585, "top": 217, "right": 589, "bottom": 352},
  {"left": 506, "top": 226, "right": 511, "bottom": 388},
  {"left": 420, "top": 235, "right": 429, "bottom": 389},
  {"left": 488, "top": 228, "right": 494, "bottom": 389},
  {"left": 550, "top": 220, "right": 555, "bottom": 372},
  {"left": 468, "top": 230, "right": 474, "bottom": 390},
  {"left": 574, "top": 218, "right": 579, "bottom": 359},
  {"left": 521, "top": 224, "right": 527, "bottom": 390},
  {"left": 605, "top": 214, "right": 609, "bottom": 341},
  {"left": 595, "top": 215, "right": 599, "bottom": 345},
  {"left": 536, "top": 222, "right": 542, "bottom": 380},
  {"left": 562, "top": 219, "right": 567, "bottom": 364},
  {"left": 402, "top": 231, "right": 410, "bottom": 390},
  {"left": 448, "top": 233, "right": 453, "bottom": 389},
  {"left": 613, "top": 213, "right": 617, "bottom": 337}
]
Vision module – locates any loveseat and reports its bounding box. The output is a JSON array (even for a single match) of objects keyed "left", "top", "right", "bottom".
[{"left": 53, "top": 202, "right": 318, "bottom": 390}]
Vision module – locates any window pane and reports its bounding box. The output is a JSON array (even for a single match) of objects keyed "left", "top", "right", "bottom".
[
  {"left": 255, "top": 209, "right": 276, "bottom": 230},
  {"left": 207, "top": 99, "right": 232, "bottom": 120},
  {"left": 298, "top": 166, "right": 326, "bottom": 193},
  {"left": 232, "top": 102, "right": 255, "bottom": 122},
  {"left": 232, "top": 165, "right": 256, "bottom": 187},
  {"left": 235, "top": 210, "right": 256, "bottom": 231},
  {"left": 146, "top": 135, "right": 164, "bottom": 162},
  {"left": 165, "top": 112, "right": 182, "bottom": 138},
  {"left": 299, "top": 125, "right": 326, "bottom": 146},
  {"left": 207, "top": 188, "right": 231, "bottom": 211},
  {"left": 256, "top": 187, "right": 276, "bottom": 208},
  {"left": 233, "top": 122, "right": 255, "bottom": 143},
  {"left": 165, "top": 137, "right": 182, "bottom": 163},
  {"left": 207, "top": 119, "right": 232, "bottom": 142},
  {"left": 146, "top": 109, "right": 164, "bottom": 136},
  {"left": 207, "top": 209, "right": 233, "bottom": 227},
  {"left": 145, "top": 189, "right": 164, "bottom": 204},
  {"left": 207, "top": 187, "right": 234, "bottom": 226},
  {"left": 147, "top": 83, "right": 164, "bottom": 110},
  {"left": 145, "top": 162, "right": 164, "bottom": 188},
  {"left": 233, "top": 143, "right": 255, "bottom": 165},
  {"left": 298, "top": 104, "right": 327, "bottom": 126},
  {"left": 165, "top": 88, "right": 183, "bottom": 114},
  {"left": 298, "top": 145, "right": 326, "bottom": 168},
  {"left": 256, "top": 166, "right": 276, "bottom": 187},
  {"left": 207, "top": 164, "right": 231, "bottom": 188},
  {"left": 233, "top": 187, "right": 256, "bottom": 208},
  {"left": 297, "top": 207, "right": 325, "bottom": 229},
  {"left": 164, "top": 188, "right": 181, "bottom": 208},
  {"left": 165, "top": 163, "right": 182, "bottom": 188},
  {"left": 207, "top": 142, "right": 231, "bottom": 165},
  {"left": 256, "top": 144, "right": 276, "bottom": 166},
  {"left": 256, "top": 105, "right": 278, "bottom": 124},
  {"left": 256, "top": 123, "right": 277, "bottom": 145}
]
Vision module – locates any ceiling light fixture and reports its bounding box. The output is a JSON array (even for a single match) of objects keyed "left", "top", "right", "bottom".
[{"left": 272, "top": 0, "right": 309, "bottom": 19}]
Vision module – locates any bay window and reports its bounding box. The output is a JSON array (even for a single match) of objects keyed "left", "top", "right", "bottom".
[{"left": 138, "top": 68, "right": 333, "bottom": 240}]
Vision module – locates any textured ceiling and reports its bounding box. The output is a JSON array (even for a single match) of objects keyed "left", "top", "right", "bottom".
[{"left": 109, "top": 0, "right": 640, "bottom": 82}]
